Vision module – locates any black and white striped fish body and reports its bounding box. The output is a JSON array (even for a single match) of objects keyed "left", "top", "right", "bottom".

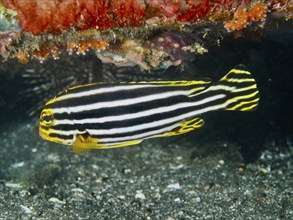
[{"left": 39, "top": 66, "right": 259, "bottom": 153}]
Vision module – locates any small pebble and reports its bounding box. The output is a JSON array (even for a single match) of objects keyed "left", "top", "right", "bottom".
[
  {"left": 174, "top": 198, "right": 181, "bottom": 203},
  {"left": 117, "top": 195, "right": 126, "bottom": 200},
  {"left": 135, "top": 190, "right": 146, "bottom": 200},
  {"left": 20, "top": 205, "right": 32, "bottom": 214},
  {"left": 195, "top": 196, "right": 201, "bottom": 203},
  {"left": 176, "top": 211, "right": 184, "bottom": 218},
  {"left": 167, "top": 183, "right": 181, "bottom": 190},
  {"left": 219, "top": 160, "right": 225, "bottom": 165},
  {"left": 170, "top": 164, "right": 184, "bottom": 170},
  {"left": 11, "top": 161, "right": 25, "bottom": 168},
  {"left": 5, "top": 182, "right": 22, "bottom": 189},
  {"left": 48, "top": 197, "right": 66, "bottom": 205},
  {"left": 71, "top": 188, "right": 85, "bottom": 193}
]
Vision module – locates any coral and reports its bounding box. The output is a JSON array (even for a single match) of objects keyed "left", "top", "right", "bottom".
[
  {"left": 271, "top": 0, "right": 293, "bottom": 19},
  {"left": 0, "top": 0, "right": 291, "bottom": 66},
  {"left": 15, "top": 50, "right": 29, "bottom": 64},
  {"left": 0, "top": 1, "right": 20, "bottom": 31},
  {"left": 2, "top": 0, "right": 146, "bottom": 35},
  {"left": 145, "top": 31, "right": 207, "bottom": 60},
  {"left": 67, "top": 40, "right": 109, "bottom": 55},
  {"left": 0, "top": 28, "right": 109, "bottom": 63},
  {"left": 224, "top": 2, "right": 268, "bottom": 31},
  {"left": 0, "top": 31, "right": 19, "bottom": 59},
  {"left": 1, "top": 0, "right": 253, "bottom": 35},
  {"left": 25, "top": 39, "right": 109, "bottom": 63},
  {"left": 145, "top": 0, "right": 252, "bottom": 22},
  {"left": 1, "top": 0, "right": 290, "bottom": 35},
  {"left": 96, "top": 31, "right": 208, "bottom": 70}
]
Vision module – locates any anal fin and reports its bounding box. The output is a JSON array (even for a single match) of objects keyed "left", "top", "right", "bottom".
[
  {"left": 158, "top": 117, "right": 205, "bottom": 137},
  {"left": 95, "top": 139, "right": 143, "bottom": 149}
]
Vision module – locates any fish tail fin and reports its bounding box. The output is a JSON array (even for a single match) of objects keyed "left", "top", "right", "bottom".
[{"left": 216, "top": 65, "right": 260, "bottom": 111}]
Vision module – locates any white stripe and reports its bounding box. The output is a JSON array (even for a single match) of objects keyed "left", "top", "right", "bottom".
[
  {"left": 97, "top": 104, "right": 226, "bottom": 143},
  {"left": 206, "top": 85, "right": 236, "bottom": 91},
  {"left": 231, "top": 69, "right": 250, "bottom": 75},
  {"left": 53, "top": 94, "right": 226, "bottom": 125},
  {"left": 204, "top": 84, "right": 257, "bottom": 93},
  {"left": 226, "top": 78, "right": 255, "bottom": 83},
  {"left": 87, "top": 102, "right": 224, "bottom": 136},
  {"left": 231, "top": 85, "right": 256, "bottom": 93},
  {"left": 100, "top": 123, "right": 180, "bottom": 145},
  {"left": 51, "top": 97, "right": 226, "bottom": 137},
  {"left": 55, "top": 84, "right": 159, "bottom": 102},
  {"left": 52, "top": 90, "right": 193, "bottom": 114},
  {"left": 224, "top": 91, "right": 259, "bottom": 105}
]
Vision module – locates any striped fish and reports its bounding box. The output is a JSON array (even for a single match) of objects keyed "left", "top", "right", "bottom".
[{"left": 39, "top": 66, "right": 259, "bottom": 153}]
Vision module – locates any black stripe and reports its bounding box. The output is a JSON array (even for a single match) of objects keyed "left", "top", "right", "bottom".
[
  {"left": 51, "top": 89, "right": 228, "bottom": 132},
  {"left": 48, "top": 83, "right": 207, "bottom": 109},
  {"left": 225, "top": 95, "right": 259, "bottom": 110},
  {"left": 221, "top": 72, "right": 252, "bottom": 80},
  {"left": 93, "top": 120, "right": 183, "bottom": 142},
  {"left": 63, "top": 94, "right": 188, "bottom": 119},
  {"left": 235, "top": 100, "right": 259, "bottom": 111},
  {"left": 218, "top": 81, "right": 255, "bottom": 88},
  {"left": 52, "top": 103, "right": 195, "bottom": 132},
  {"left": 49, "top": 133, "right": 74, "bottom": 141},
  {"left": 61, "top": 81, "right": 209, "bottom": 96}
]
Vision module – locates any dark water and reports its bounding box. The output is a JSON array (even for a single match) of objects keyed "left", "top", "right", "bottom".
[{"left": 1, "top": 22, "right": 292, "bottom": 162}]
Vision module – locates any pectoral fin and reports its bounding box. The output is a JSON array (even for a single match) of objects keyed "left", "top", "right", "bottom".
[{"left": 157, "top": 117, "right": 205, "bottom": 137}]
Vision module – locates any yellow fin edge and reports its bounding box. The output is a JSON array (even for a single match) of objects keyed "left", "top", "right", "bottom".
[{"left": 72, "top": 134, "right": 142, "bottom": 153}]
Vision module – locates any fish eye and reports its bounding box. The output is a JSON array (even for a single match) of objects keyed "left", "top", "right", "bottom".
[
  {"left": 40, "top": 110, "right": 54, "bottom": 126},
  {"left": 43, "top": 115, "right": 53, "bottom": 123}
]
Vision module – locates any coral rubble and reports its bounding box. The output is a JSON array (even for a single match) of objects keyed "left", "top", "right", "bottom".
[{"left": 0, "top": 31, "right": 19, "bottom": 59}]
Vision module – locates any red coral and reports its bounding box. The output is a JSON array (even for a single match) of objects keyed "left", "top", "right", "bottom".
[
  {"left": 146, "top": 0, "right": 183, "bottom": 18},
  {"left": 177, "top": 1, "right": 211, "bottom": 22},
  {"left": 2, "top": 0, "right": 289, "bottom": 35},
  {"left": 2, "top": 0, "right": 146, "bottom": 34},
  {"left": 145, "top": 0, "right": 251, "bottom": 22},
  {"left": 2, "top": 0, "right": 80, "bottom": 34},
  {"left": 111, "top": 0, "right": 145, "bottom": 26}
]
